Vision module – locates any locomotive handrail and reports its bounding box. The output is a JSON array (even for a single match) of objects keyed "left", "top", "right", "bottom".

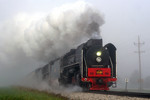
[
  {"left": 83, "top": 56, "right": 88, "bottom": 77},
  {"left": 81, "top": 50, "right": 83, "bottom": 78},
  {"left": 109, "top": 56, "right": 114, "bottom": 77},
  {"left": 63, "top": 62, "right": 80, "bottom": 68}
]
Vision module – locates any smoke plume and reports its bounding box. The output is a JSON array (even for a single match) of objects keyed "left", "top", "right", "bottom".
[
  {"left": 1, "top": 1, "right": 104, "bottom": 62},
  {"left": 0, "top": 1, "right": 104, "bottom": 86}
]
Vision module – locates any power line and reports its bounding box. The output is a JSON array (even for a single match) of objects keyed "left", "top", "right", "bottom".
[{"left": 134, "top": 36, "right": 145, "bottom": 91}]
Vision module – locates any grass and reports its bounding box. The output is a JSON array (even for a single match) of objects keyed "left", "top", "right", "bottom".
[{"left": 0, "top": 87, "right": 68, "bottom": 100}]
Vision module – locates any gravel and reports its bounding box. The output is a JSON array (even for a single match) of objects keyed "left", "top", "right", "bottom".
[{"left": 61, "top": 92, "right": 150, "bottom": 100}]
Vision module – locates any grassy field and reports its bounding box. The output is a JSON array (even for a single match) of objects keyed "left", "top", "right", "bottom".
[{"left": 0, "top": 87, "right": 68, "bottom": 100}]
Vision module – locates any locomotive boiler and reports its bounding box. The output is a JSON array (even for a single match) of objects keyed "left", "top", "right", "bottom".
[{"left": 33, "top": 38, "right": 117, "bottom": 91}]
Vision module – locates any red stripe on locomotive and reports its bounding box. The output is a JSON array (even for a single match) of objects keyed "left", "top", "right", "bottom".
[{"left": 88, "top": 68, "right": 111, "bottom": 77}]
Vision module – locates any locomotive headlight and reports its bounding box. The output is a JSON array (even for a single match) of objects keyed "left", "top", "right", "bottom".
[
  {"left": 96, "top": 51, "right": 102, "bottom": 56},
  {"left": 96, "top": 57, "right": 102, "bottom": 63}
]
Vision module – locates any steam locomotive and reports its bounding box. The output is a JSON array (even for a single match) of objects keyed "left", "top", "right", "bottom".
[{"left": 34, "top": 39, "right": 117, "bottom": 90}]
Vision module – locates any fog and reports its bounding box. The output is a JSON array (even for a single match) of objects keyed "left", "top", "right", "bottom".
[{"left": 0, "top": 0, "right": 150, "bottom": 90}]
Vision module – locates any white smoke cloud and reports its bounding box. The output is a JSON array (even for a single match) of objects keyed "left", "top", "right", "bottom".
[{"left": 0, "top": 1, "right": 104, "bottom": 63}]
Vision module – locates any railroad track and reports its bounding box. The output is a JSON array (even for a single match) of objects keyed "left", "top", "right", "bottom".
[{"left": 88, "top": 90, "right": 150, "bottom": 98}]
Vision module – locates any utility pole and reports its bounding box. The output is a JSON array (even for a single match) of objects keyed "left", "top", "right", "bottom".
[{"left": 134, "top": 36, "right": 144, "bottom": 91}]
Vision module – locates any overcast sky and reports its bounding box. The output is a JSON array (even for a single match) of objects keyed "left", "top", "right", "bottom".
[{"left": 0, "top": 0, "right": 150, "bottom": 85}]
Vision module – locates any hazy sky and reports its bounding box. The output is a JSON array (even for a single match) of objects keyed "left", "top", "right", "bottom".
[{"left": 0, "top": 0, "right": 150, "bottom": 85}]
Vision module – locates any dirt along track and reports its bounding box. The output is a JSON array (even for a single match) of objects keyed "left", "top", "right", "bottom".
[
  {"left": 61, "top": 92, "right": 150, "bottom": 100},
  {"left": 60, "top": 91, "right": 150, "bottom": 100},
  {"left": 60, "top": 89, "right": 150, "bottom": 100}
]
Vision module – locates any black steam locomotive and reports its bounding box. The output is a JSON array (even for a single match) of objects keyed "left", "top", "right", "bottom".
[{"left": 34, "top": 39, "right": 117, "bottom": 90}]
